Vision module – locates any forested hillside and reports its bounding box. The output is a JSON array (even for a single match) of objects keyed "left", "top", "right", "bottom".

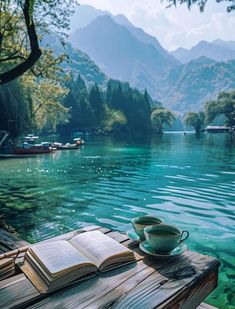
[
  {"left": 69, "top": 14, "right": 177, "bottom": 96},
  {"left": 171, "top": 40, "right": 235, "bottom": 63},
  {"left": 158, "top": 58, "right": 235, "bottom": 112},
  {"left": 69, "top": 6, "right": 235, "bottom": 114},
  {"left": 59, "top": 75, "right": 159, "bottom": 135},
  {"left": 0, "top": 80, "right": 32, "bottom": 137}
]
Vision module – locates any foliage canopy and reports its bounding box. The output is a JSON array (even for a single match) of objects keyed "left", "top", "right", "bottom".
[
  {"left": 205, "top": 91, "right": 235, "bottom": 127},
  {"left": 0, "top": 0, "right": 77, "bottom": 84},
  {"left": 184, "top": 111, "right": 205, "bottom": 134},
  {"left": 151, "top": 108, "right": 175, "bottom": 134},
  {"left": 164, "top": 0, "right": 235, "bottom": 12}
]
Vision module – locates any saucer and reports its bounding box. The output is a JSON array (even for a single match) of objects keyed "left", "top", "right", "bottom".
[
  {"left": 139, "top": 241, "right": 187, "bottom": 258},
  {"left": 126, "top": 229, "right": 141, "bottom": 242}
]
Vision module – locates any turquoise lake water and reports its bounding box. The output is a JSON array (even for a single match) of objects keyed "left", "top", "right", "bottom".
[{"left": 0, "top": 133, "right": 234, "bottom": 308}]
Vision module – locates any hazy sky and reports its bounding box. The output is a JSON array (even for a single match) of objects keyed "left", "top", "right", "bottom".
[{"left": 77, "top": 0, "right": 235, "bottom": 51}]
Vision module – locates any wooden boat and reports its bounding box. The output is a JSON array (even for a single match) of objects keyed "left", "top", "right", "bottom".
[
  {"left": 55, "top": 144, "right": 80, "bottom": 150},
  {"left": 73, "top": 138, "right": 85, "bottom": 145},
  {"left": 14, "top": 146, "right": 55, "bottom": 155},
  {"left": 13, "top": 135, "right": 55, "bottom": 155},
  {"left": 52, "top": 138, "right": 85, "bottom": 150}
]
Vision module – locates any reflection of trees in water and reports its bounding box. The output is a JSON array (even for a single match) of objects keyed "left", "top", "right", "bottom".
[{"left": 205, "top": 133, "right": 235, "bottom": 149}]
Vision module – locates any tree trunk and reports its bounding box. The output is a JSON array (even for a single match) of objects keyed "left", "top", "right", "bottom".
[{"left": 0, "top": 0, "right": 42, "bottom": 85}]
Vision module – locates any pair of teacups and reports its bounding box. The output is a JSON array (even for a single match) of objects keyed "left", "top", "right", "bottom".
[{"left": 132, "top": 216, "right": 189, "bottom": 254}]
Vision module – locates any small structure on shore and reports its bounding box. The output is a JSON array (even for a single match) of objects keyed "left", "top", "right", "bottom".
[{"left": 206, "top": 126, "right": 230, "bottom": 133}]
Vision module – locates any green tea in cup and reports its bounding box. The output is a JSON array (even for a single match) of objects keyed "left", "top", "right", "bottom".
[
  {"left": 131, "top": 216, "right": 164, "bottom": 241},
  {"left": 144, "top": 224, "right": 189, "bottom": 253}
]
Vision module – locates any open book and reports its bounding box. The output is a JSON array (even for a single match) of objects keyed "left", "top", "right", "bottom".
[{"left": 21, "top": 230, "right": 135, "bottom": 293}]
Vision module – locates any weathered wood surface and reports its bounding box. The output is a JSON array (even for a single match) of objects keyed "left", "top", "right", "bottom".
[
  {"left": 197, "top": 303, "right": 218, "bottom": 309},
  {"left": 0, "top": 225, "right": 220, "bottom": 309},
  {"left": 0, "top": 228, "right": 29, "bottom": 254}
]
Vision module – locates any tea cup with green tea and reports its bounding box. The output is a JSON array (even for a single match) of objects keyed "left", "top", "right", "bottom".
[
  {"left": 144, "top": 224, "right": 189, "bottom": 253},
  {"left": 131, "top": 216, "right": 164, "bottom": 241}
]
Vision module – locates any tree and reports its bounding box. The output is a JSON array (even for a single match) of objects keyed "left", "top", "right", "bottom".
[
  {"left": 28, "top": 78, "right": 69, "bottom": 132},
  {"left": 0, "top": 0, "right": 76, "bottom": 84},
  {"left": 106, "top": 80, "right": 112, "bottom": 105},
  {"left": 109, "top": 82, "right": 124, "bottom": 110},
  {"left": 89, "top": 84, "right": 104, "bottom": 125},
  {"left": 165, "top": 0, "right": 235, "bottom": 12},
  {"left": 184, "top": 111, "right": 205, "bottom": 134},
  {"left": 101, "top": 106, "right": 127, "bottom": 133},
  {"left": 0, "top": 79, "right": 32, "bottom": 136},
  {"left": 151, "top": 108, "right": 175, "bottom": 134},
  {"left": 205, "top": 91, "right": 235, "bottom": 127},
  {"left": 76, "top": 89, "right": 96, "bottom": 129}
]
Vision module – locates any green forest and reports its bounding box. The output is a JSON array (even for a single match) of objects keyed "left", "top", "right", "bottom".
[
  {"left": 0, "top": 71, "right": 169, "bottom": 136},
  {"left": 0, "top": 0, "right": 235, "bottom": 138}
]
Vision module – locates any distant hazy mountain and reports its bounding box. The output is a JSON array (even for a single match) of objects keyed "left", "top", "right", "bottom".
[
  {"left": 171, "top": 40, "right": 235, "bottom": 63},
  {"left": 65, "top": 45, "right": 107, "bottom": 87},
  {"left": 212, "top": 39, "right": 235, "bottom": 51},
  {"left": 68, "top": 5, "right": 235, "bottom": 113},
  {"left": 70, "top": 5, "right": 176, "bottom": 65},
  {"left": 70, "top": 5, "right": 147, "bottom": 32},
  {"left": 42, "top": 32, "right": 107, "bottom": 87},
  {"left": 158, "top": 57, "right": 235, "bottom": 112},
  {"left": 70, "top": 5, "right": 110, "bottom": 31},
  {"left": 69, "top": 14, "right": 178, "bottom": 97}
]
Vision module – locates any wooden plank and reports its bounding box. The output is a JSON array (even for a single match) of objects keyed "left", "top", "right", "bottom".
[
  {"left": 0, "top": 274, "right": 41, "bottom": 309},
  {"left": 26, "top": 251, "right": 219, "bottom": 309},
  {"left": 94, "top": 253, "right": 218, "bottom": 309},
  {"left": 158, "top": 267, "right": 219, "bottom": 309},
  {"left": 105, "top": 231, "right": 130, "bottom": 243},
  {"left": 0, "top": 228, "right": 29, "bottom": 253},
  {"left": 0, "top": 226, "right": 119, "bottom": 309},
  {"left": 0, "top": 229, "right": 152, "bottom": 309},
  {"left": 197, "top": 302, "right": 218, "bottom": 309},
  {"left": 0, "top": 227, "right": 219, "bottom": 309},
  {"left": 27, "top": 258, "right": 163, "bottom": 309}
]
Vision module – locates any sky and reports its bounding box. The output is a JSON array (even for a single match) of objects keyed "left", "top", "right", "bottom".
[{"left": 76, "top": 0, "right": 235, "bottom": 51}]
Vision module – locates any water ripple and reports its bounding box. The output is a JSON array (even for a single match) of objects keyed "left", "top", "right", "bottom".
[{"left": 0, "top": 134, "right": 234, "bottom": 309}]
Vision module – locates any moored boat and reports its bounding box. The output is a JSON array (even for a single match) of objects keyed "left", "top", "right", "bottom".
[
  {"left": 14, "top": 146, "right": 55, "bottom": 155},
  {"left": 13, "top": 134, "right": 56, "bottom": 155},
  {"left": 52, "top": 138, "right": 85, "bottom": 150}
]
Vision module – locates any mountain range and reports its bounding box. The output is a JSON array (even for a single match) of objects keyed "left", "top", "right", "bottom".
[
  {"left": 158, "top": 57, "right": 235, "bottom": 112},
  {"left": 67, "top": 5, "right": 235, "bottom": 113},
  {"left": 42, "top": 33, "right": 107, "bottom": 87},
  {"left": 69, "top": 12, "right": 177, "bottom": 99},
  {"left": 171, "top": 39, "right": 235, "bottom": 63}
]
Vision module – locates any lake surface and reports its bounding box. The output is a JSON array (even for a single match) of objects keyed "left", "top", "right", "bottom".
[{"left": 0, "top": 133, "right": 234, "bottom": 308}]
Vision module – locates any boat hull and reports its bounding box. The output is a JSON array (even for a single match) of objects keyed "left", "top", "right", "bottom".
[
  {"left": 14, "top": 147, "right": 55, "bottom": 155},
  {"left": 56, "top": 145, "right": 80, "bottom": 150}
]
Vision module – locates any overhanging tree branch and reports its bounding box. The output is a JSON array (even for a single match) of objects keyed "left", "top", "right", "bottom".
[{"left": 0, "top": 0, "right": 42, "bottom": 85}]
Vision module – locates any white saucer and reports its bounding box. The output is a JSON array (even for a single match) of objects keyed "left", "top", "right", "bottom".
[
  {"left": 139, "top": 241, "right": 187, "bottom": 258},
  {"left": 126, "top": 229, "right": 141, "bottom": 242}
]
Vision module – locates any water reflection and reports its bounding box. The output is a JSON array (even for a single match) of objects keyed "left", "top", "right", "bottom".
[{"left": 0, "top": 133, "right": 234, "bottom": 308}]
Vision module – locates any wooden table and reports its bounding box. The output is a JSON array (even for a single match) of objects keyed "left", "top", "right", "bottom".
[{"left": 0, "top": 225, "right": 220, "bottom": 309}]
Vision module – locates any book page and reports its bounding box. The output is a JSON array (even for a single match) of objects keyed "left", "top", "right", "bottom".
[
  {"left": 70, "top": 231, "right": 132, "bottom": 267},
  {"left": 29, "top": 240, "right": 93, "bottom": 275}
]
